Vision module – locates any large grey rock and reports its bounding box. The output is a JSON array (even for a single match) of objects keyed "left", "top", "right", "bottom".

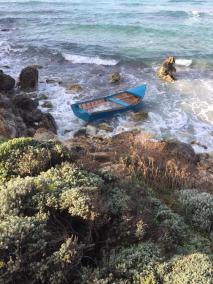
[
  {"left": 19, "top": 66, "right": 39, "bottom": 90},
  {"left": 0, "top": 70, "right": 15, "bottom": 92}
]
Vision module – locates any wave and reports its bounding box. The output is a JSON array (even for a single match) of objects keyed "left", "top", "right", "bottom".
[
  {"left": 62, "top": 53, "right": 119, "bottom": 66},
  {"left": 155, "top": 9, "right": 212, "bottom": 19},
  {"left": 175, "top": 59, "right": 193, "bottom": 67}
]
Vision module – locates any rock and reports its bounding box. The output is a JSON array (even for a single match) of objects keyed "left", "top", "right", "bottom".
[
  {"left": 0, "top": 89, "right": 57, "bottom": 138},
  {"left": 19, "top": 66, "right": 39, "bottom": 91},
  {"left": 157, "top": 56, "right": 176, "bottom": 83},
  {"left": 130, "top": 112, "right": 149, "bottom": 122},
  {"left": 0, "top": 108, "right": 26, "bottom": 138},
  {"left": 109, "top": 72, "right": 121, "bottom": 83},
  {"left": 46, "top": 78, "right": 62, "bottom": 84},
  {"left": 66, "top": 84, "right": 82, "bottom": 93},
  {"left": 38, "top": 113, "right": 57, "bottom": 134},
  {"left": 0, "top": 110, "right": 17, "bottom": 138},
  {"left": 74, "top": 128, "right": 87, "bottom": 137},
  {"left": 23, "top": 109, "right": 43, "bottom": 124},
  {"left": 41, "top": 101, "right": 53, "bottom": 109},
  {"left": 1, "top": 29, "right": 10, "bottom": 32},
  {"left": 98, "top": 122, "right": 113, "bottom": 132},
  {"left": 86, "top": 125, "right": 97, "bottom": 136},
  {"left": 12, "top": 95, "right": 39, "bottom": 111},
  {"left": 163, "top": 140, "right": 198, "bottom": 164},
  {"left": 39, "top": 94, "right": 49, "bottom": 100},
  {"left": 0, "top": 94, "right": 12, "bottom": 109},
  {"left": 190, "top": 141, "right": 208, "bottom": 150},
  {"left": 0, "top": 70, "right": 15, "bottom": 92},
  {"left": 34, "top": 128, "right": 58, "bottom": 141}
]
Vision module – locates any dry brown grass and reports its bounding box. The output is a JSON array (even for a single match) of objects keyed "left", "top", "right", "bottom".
[{"left": 65, "top": 132, "right": 199, "bottom": 191}]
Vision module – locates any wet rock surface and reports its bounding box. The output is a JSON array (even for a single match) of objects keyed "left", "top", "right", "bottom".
[
  {"left": 0, "top": 70, "right": 15, "bottom": 92},
  {"left": 109, "top": 72, "right": 121, "bottom": 83},
  {"left": 66, "top": 84, "right": 83, "bottom": 93},
  {"left": 0, "top": 93, "right": 57, "bottom": 138},
  {"left": 19, "top": 66, "right": 39, "bottom": 91},
  {"left": 130, "top": 111, "right": 149, "bottom": 122}
]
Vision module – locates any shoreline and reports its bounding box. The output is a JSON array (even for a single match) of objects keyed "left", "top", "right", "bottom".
[{"left": 0, "top": 63, "right": 213, "bottom": 154}]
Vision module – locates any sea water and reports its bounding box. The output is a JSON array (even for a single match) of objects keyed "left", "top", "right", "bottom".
[{"left": 0, "top": 0, "right": 212, "bottom": 152}]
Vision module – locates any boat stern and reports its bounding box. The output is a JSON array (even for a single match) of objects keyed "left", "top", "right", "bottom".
[{"left": 71, "top": 104, "right": 90, "bottom": 122}]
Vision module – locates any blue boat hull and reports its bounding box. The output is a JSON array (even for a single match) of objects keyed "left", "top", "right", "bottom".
[{"left": 71, "top": 84, "right": 146, "bottom": 122}]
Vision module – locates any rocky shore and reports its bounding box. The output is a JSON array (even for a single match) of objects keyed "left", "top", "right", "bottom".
[
  {"left": 0, "top": 67, "right": 212, "bottom": 284},
  {"left": 0, "top": 67, "right": 56, "bottom": 139}
]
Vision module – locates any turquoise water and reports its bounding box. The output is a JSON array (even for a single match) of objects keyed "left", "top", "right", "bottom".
[
  {"left": 0, "top": 0, "right": 213, "bottom": 152},
  {"left": 0, "top": 0, "right": 213, "bottom": 62}
]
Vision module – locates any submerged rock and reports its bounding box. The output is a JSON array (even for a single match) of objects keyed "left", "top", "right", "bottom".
[
  {"left": 41, "top": 101, "right": 54, "bottom": 109},
  {"left": 19, "top": 66, "right": 39, "bottom": 91},
  {"left": 109, "top": 72, "right": 121, "bottom": 83},
  {"left": 74, "top": 128, "right": 87, "bottom": 137},
  {"left": 66, "top": 84, "right": 83, "bottom": 93},
  {"left": 98, "top": 122, "right": 113, "bottom": 132},
  {"left": 46, "top": 78, "right": 62, "bottom": 84},
  {"left": 130, "top": 111, "right": 149, "bottom": 122},
  {"left": 39, "top": 93, "right": 49, "bottom": 100},
  {"left": 0, "top": 70, "right": 15, "bottom": 92}
]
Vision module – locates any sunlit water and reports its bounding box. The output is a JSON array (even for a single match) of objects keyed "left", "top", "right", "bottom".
[{"left": 0, "top": 0, "right": 213, "bottom": 152}]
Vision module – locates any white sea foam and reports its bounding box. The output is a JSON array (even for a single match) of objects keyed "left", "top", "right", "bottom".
[
  {"left": 0, "top": 41, "right": 12, "bottom": 53},
  {"left": 38, "top": 83, "right": 85, "bottom": 140},
  {"left": 62, "top": 53, "right": 119, "bottom": 66},
  {"left": 191, "top": 10, "right": 200, "bottom": 17},
  {"left": 175, "top": 59, "right": 192, "bottom": 67}
]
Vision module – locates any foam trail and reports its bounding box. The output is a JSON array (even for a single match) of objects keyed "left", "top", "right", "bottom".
[{"left": 63, "top": 53, "right": 119, "bottom": 66}]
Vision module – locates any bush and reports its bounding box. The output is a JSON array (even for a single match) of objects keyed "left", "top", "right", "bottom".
[
  {"left": 0, "top": 176, "right": 38, "bottom": 216},
  {"left": 0, "top": 162, "right": 104, "bottom": 217},
  {"left": 0, "top": 138, "right": 70, "bottom": 181},
  {"left": 60, "top": 187, "right": 105, "bottom": 221},
  {"left": 0, "top": 138, "right": 212, "bottom": 284},
  {"left": 81, "top": 242, "right": 162, "bottom": 284},
  {"left": 150, "top": 197, "right": 188, "bottom": 252},
  {"left": 178, "top": 189, "right": 213, "bottom": 233},
  {"left": 158, "top": 253, "right": 213, "bottom": 284},
  {"left": 0, "top": 216, "right": 84, "bottom": 284}
]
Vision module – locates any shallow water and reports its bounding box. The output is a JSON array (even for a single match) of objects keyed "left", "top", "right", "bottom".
[{"left": 0, "top": 0, "right": 213, "bottom": 152}]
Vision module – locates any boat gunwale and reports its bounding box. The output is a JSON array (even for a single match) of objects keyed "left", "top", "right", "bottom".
[{"left": 78, "top": 91, "right": 142, "bottom": 114}]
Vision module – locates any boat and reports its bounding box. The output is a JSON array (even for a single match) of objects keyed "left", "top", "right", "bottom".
[{"left": 71, "top": 84, "right": 146, "bottom": 122}]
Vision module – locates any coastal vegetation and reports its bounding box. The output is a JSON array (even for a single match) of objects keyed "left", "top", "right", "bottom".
[{"left": 0, "top": 137, "right": 212, "bottom": 284}]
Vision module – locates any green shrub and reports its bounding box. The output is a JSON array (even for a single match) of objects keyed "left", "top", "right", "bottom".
[
  {"left": 150, "top": 197, "right": 188, "bottom": 252},
  {"left": 0, "top": 176, "right": 38, "bottom": 216},
  {"left": 81, "top": 242, "right": 162, "bottom": 284},
  {"left": 0, "top": 138, "right": 70, "bottom": 181},
  {"left": 0, "top": 215, "right": 84, "bottom": 284},
  {"left": 60, "top": 187, "right": 105, "bottom": 221},
  {"left": 0, "top": 215, "right": 49, "bottom": 283},
  {"left": 178, "top": 189, "right": 213, "bottom": 233},
  {"left": 104, "top": 186, "right": 131, "bottom": 215},
  {"left": 0, "top": 162, "right": 104, "bottom": 218},
  {"left": 158, "top": 253, "right": 213, "bottom": 284}
]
